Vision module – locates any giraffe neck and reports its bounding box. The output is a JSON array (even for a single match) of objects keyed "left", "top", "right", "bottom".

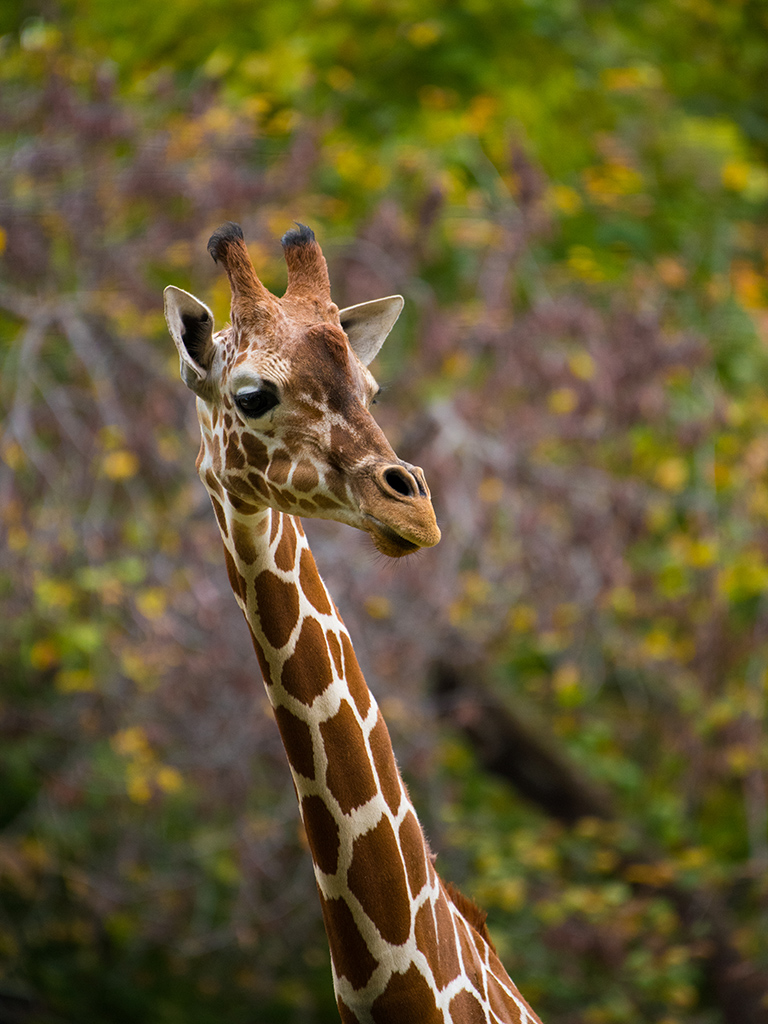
[{"left": 206, "top": 483, "right": 540, "bottom": 1024}]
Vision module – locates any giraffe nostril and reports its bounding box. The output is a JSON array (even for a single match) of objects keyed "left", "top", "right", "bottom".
[{"left": 383, "top": 467, "right": 416, "bottom": 498}]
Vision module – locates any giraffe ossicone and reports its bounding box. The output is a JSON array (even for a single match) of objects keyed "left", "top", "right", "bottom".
[{"left": 164, "top": 222, "right": 542, "bottom": 1024}]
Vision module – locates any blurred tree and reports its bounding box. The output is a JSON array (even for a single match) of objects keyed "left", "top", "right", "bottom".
[{"left": 1, "top": 2, "right": 767, "bottom": 1022}]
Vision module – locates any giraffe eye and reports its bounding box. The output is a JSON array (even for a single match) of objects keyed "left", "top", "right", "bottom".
[{"left": 234, "top": 389, "right": 279, "bottom": 419}]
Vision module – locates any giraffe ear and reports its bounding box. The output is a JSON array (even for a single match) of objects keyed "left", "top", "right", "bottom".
[
  {"left": 164, "top": 285, "right": 216, "bottom": 397},
  {"left": 338, "top": 295, "right": 404, "bottom": 366}
]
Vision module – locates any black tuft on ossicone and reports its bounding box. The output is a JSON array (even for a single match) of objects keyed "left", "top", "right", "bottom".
[
  {"left": 207, "top": 222, "right": 244, "bottom": 263},
  {"left": 281, "top": 223, "right": 315, "bottom": 249}
]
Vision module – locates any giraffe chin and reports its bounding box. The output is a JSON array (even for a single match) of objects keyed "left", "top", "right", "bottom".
[{"left": 364, "top": 518, "right": 424, "bottom": 558}]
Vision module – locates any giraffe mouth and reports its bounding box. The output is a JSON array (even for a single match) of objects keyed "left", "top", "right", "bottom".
[{"left": 364, "top": 517, "right": 422, "bottom": 558}]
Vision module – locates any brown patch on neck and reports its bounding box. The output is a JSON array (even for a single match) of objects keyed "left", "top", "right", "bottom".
[
  {"left": 487, "top": 971, "right": 532, "bottom": 1022},
  {"left": 318, "top": 893, "right": 378, "bottom": 991},
  {"left": 300, "top": 794, "right": 340, "bottom": 875},
  {"left": 416, "top": 893, "right": 462, "bottom": 990},
  {"left": 398, "top": 811, "right": 429, "bottom": 898},
  {"left": 320, "top": 701, "right": 378, "bottom": 814},
  {"left": 252, "top": 569, "right": 300, "bottom": 649},
  {"left": 340, "top": 633, "right": 370, "bottom": 718},
  {"left": 449, "top": 989, "right": 486, "bottom": 1022},
  {"left": 274, "top": 516, "right": 298, "bottom": 571},
  {"left": 346, "top": 816, "right": 411, "bottom": 946},
  {"left": 336, "top": 998, "right": 363, "bottom": 1024},
  {"left": 368, "top": 712, "right": 402, "bottom": 814},
  {"left": 280, "top": 616, "right": 334, "bottom": 704},
  {"left": 231, "top": 518, "right": 259, "bottom": 564},
  {"left": 272, "top": 704, "right": 316, "bottom": 779},
  {"left": 299, "top": 549, "right": 333, "bottom": 616},
  {"left": 370, "top": 964, "right": 443, "bottom": 1023}
]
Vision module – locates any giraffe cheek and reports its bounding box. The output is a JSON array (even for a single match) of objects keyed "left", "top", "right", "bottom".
[
  {"left": 241, "top": 432, "right": 269, "bottom": 466},
  {"left": 267, "top": 451, "right": 292, "bottom": 487},
  {"left": 292, "top": 459, "right": 320, "bottom": 492}
]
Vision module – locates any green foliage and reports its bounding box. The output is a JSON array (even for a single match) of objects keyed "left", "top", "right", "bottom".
[{"left": 2, "top": 1, "right": 768, "bottom": 1021}]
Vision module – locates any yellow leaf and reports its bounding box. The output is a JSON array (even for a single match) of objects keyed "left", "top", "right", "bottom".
[
  {"left": 655, "top": 457, "right": 688, "bottom": 492},
  {"left": 29, "top": 639, "right": 60, "bottom": 670},
  {"left": 7, "top": 526, "right": 28, "bottom": 551},
  {"left": 553, "top": 662, "right": 583, "bottom": 707},
  {"left": 326, "top": 66, "right": 354, "bottom": 92},
  {"left": 407, "top": 21, "right": 442, "bottom": 47},
  {"left": 461, "top": 571, "right": 490, "bottom": 602},
  {"left": 34, "top": 578, "right": 76, "bottom": 609},
  {"left": 478, "top": 877, "right": 526, "bottom": 913},
  {"left": 112, "top": 726, "right": 150, "bottom": 757},
  {"left": 710, "top": 461, "right": 733, "bottom": 489},
  {"left": 442, "top": 351, "right": 472, "bottom": 378},
  {"left": 656, "top": 257, "right": 688, "bottom": 288},
  {"left": 717, "top": 558, "right": 768, "bottom": 601},
  {"left": 731, "top": 260, "right": 766, "bottom": 309},
  {"left": 726, "top": 744, "right": 756, "bottom": 776},
  {"left": 686, "top": 538, "right": 718, "bottom": 568},
  {"left": 98, "top": 424, "right": 125, "bottom": 451},
  {"left": 548, "top": 387, "right": 578, "bottom": 415},
  {"left": 2, "top": 441, "right": 25, "bottom": 470},
  {"left": 156, "top": 765, "right": 183, "bottom": 794},
  {"left": 127, "top": 773, "right": 152, "bottom": 804},
  {"left": 594, "top": 849, "right": 619, "bottom": 872},
  {"left": 509, "top": 605, "right": 537, "bottom": 632},
  {"left": 721, "top": 160, "right": 750, "bottom": 192},
  {"left": 101, "top": 450, "right": 139, "bottom": 481},
  {"left": 136, "top": 587, "right": 167, "bottom": 620},
  {"left": 668, "top": 984, "right": 697, "bottom": 1008},
  {"left": 583, "top": 161, "right": 644, "bottom": 203},
  {"left": 164, "top": 240, "right": 192, "bottom": 267},
  {"left": 675, "top": 847, "right": 708, "bottom": 870},
  {"left": 465, "top": 94, "right": 497, "bottom": 134},
  {"left": 364, "top": 596, "right": 392, "bottom": 620},
  {"left": 56, "top": 669, "right": 95, "bottom": 693},
  {"left": 606, "top": 586, "right": 636, "bottom": 616},
  {"left": 478, "top": 477, "right": 504, "bottom": 503},
  {"left": 623, "top": 861, "right": 675, "bottom": 886},
  {"left": 643, "top": 627, "right": 675, "bottom": 660},
  {"left": 549, "top": 184, "right": 583, "bottom": 216},
  {"left": 567, "top": 245, "right": 606, "bottom": 283},
  {"left": 120, "top": 650, "right": 155, "bottom": 688},
  {"left": 568, "top": 351, "right": 595, "bottom": 380},
  {"left": 602, "top": 65, "right": 662, "bottom": 92}
]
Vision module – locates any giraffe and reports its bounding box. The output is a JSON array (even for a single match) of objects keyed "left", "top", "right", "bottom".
[{"left": 164, "top": 221, "right": 542, "bottom": 1024}]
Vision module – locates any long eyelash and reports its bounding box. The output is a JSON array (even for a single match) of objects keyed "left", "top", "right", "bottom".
[{"left": 372, "top": 384, "right": 387, "bottom": 405}]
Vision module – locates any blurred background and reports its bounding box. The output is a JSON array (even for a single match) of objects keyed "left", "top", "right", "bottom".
[{"left": 1, "top": 1, "right": 768, "bottom": 1021}]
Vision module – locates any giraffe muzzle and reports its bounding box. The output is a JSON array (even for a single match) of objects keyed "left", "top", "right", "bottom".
[{"left": 361, "top": 462, "right": 441, "bottom": 557}]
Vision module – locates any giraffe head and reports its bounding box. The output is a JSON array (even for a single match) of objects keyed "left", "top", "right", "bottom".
[{"left": 164, "top": 222, "right": 440, "bottom": 557}]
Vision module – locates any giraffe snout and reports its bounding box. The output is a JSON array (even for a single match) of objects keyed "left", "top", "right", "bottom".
[{"left": 361, "top": 461, "right": 440, "bottom": 556}]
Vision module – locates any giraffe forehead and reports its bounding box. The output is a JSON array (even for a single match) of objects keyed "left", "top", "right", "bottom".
[
  {"left": 228, "top": 352, "right": 293, "bottom": 391},
  {"left": 225, "top": 322, "right": 374, "bottom": 406}
]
